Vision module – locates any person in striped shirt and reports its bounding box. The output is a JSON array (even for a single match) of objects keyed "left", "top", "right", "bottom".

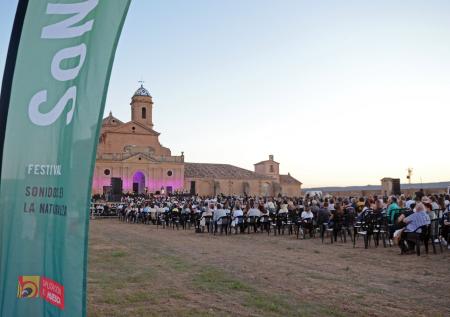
[{"left": 397, "top": 202, "right": 431, "bottom": 253}]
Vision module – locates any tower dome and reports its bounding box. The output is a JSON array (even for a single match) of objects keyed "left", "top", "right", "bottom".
[
  {"left": 133, "top": 84, "right": 151, "bottom": 97},
  {"left": 130, "top": 83, "right": 154, "bottom": 128}
]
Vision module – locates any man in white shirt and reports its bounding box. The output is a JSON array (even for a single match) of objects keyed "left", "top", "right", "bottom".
[
  {"left": 232, "top": 208, "right": 244, "bottom": 218},
  {"left": 301, "top": 207, "right": 314, "bottom": 237},
  {"left": 265, "top": 199, "right": 276, "bottom": 213},
  {"left": 213, "top": 204, "right": 227, "bottom": 223},
  {"left": 278, "top": 204, "right": 288, "bottom": 214},
  {"left": 213, "top": 204, "right": 228, "bottom": 233},
  {"left": 247, "top": 207, "right": 261, "bottom": 217},
  {"left": 301, "top": 208, "right": 314, "bottom": 220}
]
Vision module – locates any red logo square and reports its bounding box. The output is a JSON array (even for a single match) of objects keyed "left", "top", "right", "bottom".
[{"left": 40, "top": 277, "right": 64, "bottom": 310}]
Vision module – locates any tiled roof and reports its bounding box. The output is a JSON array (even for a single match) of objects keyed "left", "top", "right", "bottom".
[
  {"left": 110, "top": 120, "right": 160, "bottom": 136},
  {"left": 254, "top": 159, "right": 279, "bottom": 165},
  {"left": 185, "top": 163, "right": 270, "bottom": 180},
  {"left": 102, "top": 112, "right": 123, "bottom": 126},
  {"left": 280, "top": 174, "right": 302, "bottom": 185}
]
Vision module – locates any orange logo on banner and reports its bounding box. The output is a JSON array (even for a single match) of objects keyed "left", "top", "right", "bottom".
[{"left": 17, "top": 276, "right": 40, "bottom": 298}]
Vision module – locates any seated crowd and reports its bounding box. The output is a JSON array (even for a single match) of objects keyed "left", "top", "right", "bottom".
[{"left": 93, "top": 191, "right": 450, "bottom": 254}]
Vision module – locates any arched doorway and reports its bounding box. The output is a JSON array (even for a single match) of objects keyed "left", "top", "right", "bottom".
[
  {"left": 242, "top": 182, "right": 250, "bottom": 195},
  {"left": 214, "top": 181, "right": 221, "bottom": 196},
  {"left": 261, "top": 182, "right": 271, "bottom": 197},
  {"left": 132, "top": 171, "right": 146, "bottom": 194}
]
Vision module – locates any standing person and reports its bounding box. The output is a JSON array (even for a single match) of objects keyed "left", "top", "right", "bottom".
[
  {"left": 328, "top": 199, "right": 335, "bottom": 212},
  {"left": 441, "top": 208, "right": 450, "bottom": 249},
  {"left": 311, "top": 200, "right": 320, "bottom": 219},
  {"left": 415, "top": 189, "right": 425, "bottom": 201},
  {"left": 444, "top": 195, "right": 450, "bottom": 210}
]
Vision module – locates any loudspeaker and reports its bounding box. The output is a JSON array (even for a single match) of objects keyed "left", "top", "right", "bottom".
[
  {"left": 190, "top": 181, "right": 196, "bottom": 195},
  {"left": 111, "top": 177, "right": 122, "bottom": 195},
  {"left": 392, "top": 178, "right": 401, "bottom": 195}
]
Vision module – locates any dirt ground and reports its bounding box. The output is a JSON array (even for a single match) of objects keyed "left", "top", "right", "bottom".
[{"left": 87, "top": 219, "right": 450, "bottom": 317}]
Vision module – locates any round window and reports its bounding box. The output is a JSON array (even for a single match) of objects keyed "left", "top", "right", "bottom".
[
  {"left": 104, "top": 169, "right": 111, "bottom": 176},
  {"left": 167, "top": 170, "right": 173, "bottom": 177}
]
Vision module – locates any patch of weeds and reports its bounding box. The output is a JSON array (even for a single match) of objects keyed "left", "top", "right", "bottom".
[
  {"left": 193, "top": 268, "right": 252, "bottom": 293},
  {"left": 99, "top": 293, "right": 125, "bottom": 305},
  {"left": 99, "top": 279, "right": 126, "bottom": 291},
  {"left": 160, "top": 255, "right": 192, "bottom": 272},
  {"left": 155, "top": 287, "right": 187, "bottom": 301},
  {"left": 111, "top": 250, "right": 127, "bottom": 258},
  {"left": 172, "top": 308, "right": 218, "bottom": 317},
  {"left": 308, "top": 272, "right": 341, "bottom": 282},
  {"left": 297, "top": 303, "right": 348, "bottom": 317},
  {"left": 124, "top": 290, "right": 152, "bottom": 303},
  {"left": 245, "top": 293, "right": 287, "bottom": 314}
]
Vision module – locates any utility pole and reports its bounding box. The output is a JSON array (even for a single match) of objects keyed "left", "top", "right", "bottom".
[{"left": 406, "top": 168, "right": 413, "bottom": 184}]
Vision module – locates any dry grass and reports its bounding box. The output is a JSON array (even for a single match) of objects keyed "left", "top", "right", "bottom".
[{"left": 88, "top": 219, "right": 450, "bottom": 316}]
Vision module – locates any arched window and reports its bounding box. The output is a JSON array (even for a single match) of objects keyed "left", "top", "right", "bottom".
[{"left": 141, "top": 107, "right": 146, "bottom": 119}]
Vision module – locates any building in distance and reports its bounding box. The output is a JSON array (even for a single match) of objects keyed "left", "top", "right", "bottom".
[{"left": 92, "top": 85, "right": 302, "bottom": 197}]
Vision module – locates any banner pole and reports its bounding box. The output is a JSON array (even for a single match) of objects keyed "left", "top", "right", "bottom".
[{"left": 0, "top": 0, "right": 29, "bottom": 178}]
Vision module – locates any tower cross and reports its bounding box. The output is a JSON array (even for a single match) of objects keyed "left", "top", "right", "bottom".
[{"left": 138, "top": 79, "right": 144, "bottom": 87}]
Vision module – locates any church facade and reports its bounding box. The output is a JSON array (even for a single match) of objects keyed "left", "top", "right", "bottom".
[{"left": 92, "top": 85, "right": 302, "bottom": 197}]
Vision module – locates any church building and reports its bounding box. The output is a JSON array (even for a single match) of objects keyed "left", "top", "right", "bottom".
[{"left": 92, "top": 85, "right": 302, "bottom": 197}]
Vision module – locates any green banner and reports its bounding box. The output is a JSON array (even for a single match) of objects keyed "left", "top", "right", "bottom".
[{"left": 0, "top": 1, "right": 130, "bottom": 315}]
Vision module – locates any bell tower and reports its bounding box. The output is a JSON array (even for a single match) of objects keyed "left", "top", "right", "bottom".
[{"left": 130, "top": 84, "right": 153, "bottom": 128}]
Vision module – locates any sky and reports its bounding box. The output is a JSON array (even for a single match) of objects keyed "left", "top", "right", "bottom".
[{"left": 1, "top": 0, "right": 450, "bottom": 187}]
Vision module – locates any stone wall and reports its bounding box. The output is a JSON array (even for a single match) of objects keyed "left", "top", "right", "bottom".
[
  {"left": 184, "top": 178, "right": 281, "bottom": 197},
  {"left": 321, "top": 187, "right": 448, "bottom": 198},
  {"left": 93, "top": 161, "right": 184, "bottom": 194}
]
